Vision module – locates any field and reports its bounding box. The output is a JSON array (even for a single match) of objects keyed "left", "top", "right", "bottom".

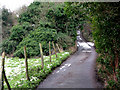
[{"left": 1, "top": 52, "right": 70, "bottom": 89}]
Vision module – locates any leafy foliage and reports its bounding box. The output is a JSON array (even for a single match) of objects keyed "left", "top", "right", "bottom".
[
  {"left": 90, "top": 3, "right": 120, "bottom": 88},
  {"left": 2, "top": 2, "right": 76, "bottom": 57},
  {"left": 2, "top": 22, "right": 33, "bottom": 54},
  {"left": 46, "top": 6, "right": 78, "bottom": 41},
  {"left": 18, "top": 2, "right": 41, "bottom": 24},
  {"left": 56, "top": 32, "right": 74, "bottom": 50},
  {"left": 64, "top": 2, "right": 120, "bottom": 88},
  {"left": 14, "top": 28, "right": 57, "bottom": 57},
  {"left": 9, "top": 22, "right": 33, "bottom": 41},
  {"left": 2, "top": 8, "right": 14, "bottom": 34}
]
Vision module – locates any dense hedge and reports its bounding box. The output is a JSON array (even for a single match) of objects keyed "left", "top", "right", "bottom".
[
  {"left": 89, "top": 3, "right": 120, "bottom": 88},
  {"left": 64, "top": 2, "right": 120, "bottom": 88}
]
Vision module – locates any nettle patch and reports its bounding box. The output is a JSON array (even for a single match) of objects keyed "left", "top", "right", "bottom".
[{"left": 2, "top": 52, "right": 69, "bottom": 88}]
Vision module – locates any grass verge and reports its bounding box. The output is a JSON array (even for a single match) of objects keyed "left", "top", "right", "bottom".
[{"left": 2, "top": 52, "right": 70, "bottom": 89}]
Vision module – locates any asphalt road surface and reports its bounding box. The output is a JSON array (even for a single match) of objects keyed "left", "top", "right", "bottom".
[
  {"left": 37, "top": 30, "right": 100, "bottom": 88},
  {"left": 37, "top": 46, "right": 98, "bottom": 88}
]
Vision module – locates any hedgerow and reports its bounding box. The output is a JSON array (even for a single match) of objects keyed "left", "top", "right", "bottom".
[{"left": 64, "top": 2, "right": 120, "bottom": 88}]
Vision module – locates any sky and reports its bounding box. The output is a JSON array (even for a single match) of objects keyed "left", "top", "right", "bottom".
[
  {"left": 0, "top": 0, "right": 119, "bottom": 12},
  {"left": 0, "top": 0, "right": 34, "bottom": 12}
]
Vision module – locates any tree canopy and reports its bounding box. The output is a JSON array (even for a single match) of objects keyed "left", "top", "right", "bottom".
[{"left": 2, "top": 2, "right": 76, "bottom": 57}]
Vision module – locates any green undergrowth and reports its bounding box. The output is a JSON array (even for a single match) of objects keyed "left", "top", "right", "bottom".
[{"left": 3, "top": 52, "right": 70, "bottom": 89}]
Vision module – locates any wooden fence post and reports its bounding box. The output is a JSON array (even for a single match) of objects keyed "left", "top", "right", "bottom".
[
  {"left": 24, "top": 46, "right": 30, "bottom": 81},
  {"left": 0, "top": 69, "right": 1, "bottom": 90},
  {"left": 0, "top": 52, "right": 5, "bottom": 90},
  {"left": 49, "top": 41, "right": 51, "bottom": 62},
  {"left": 60, "top": 45, "right": 64, "bottom": 52},
  {"left": 0, "top": 52, "right": 11, "bottom": 90},
  {"left": 39, "top": 43, "right": 44, "bottom": 69},
  {"left": 56, "top": 43, "right": 61, "bottom": 53},
  {"left": 52, "top": 42, "right": 57, "bottom": 58},
  {"left": 75, "top": 41, "right": 77, "bottom": 51}
]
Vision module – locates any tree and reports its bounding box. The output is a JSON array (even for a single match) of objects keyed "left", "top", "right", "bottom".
[
  {"left": 46, "top": 5, "right": 79, "bottom": 41},
  {"left": 2, "top": 8, "right": 14, "bottom": 39},
  {"left": 1, "top": 2, "right": 75, "bottom": 57}
]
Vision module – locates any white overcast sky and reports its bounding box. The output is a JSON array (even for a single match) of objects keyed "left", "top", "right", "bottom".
[
  {"left": 0, "top": 0, "right": 34, "bottom": 12},
  {"left": 0, "top": 0, "right": 118, "bottom": 12}
]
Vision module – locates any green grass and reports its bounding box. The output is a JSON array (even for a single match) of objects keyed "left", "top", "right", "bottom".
[{"left": 2, "top": 52, "right": 70, "bottom": 89}]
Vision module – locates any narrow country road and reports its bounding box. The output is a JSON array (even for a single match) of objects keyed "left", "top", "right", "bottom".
[{"left": 37, "top": 31, "right": 98, "bottom": 88}]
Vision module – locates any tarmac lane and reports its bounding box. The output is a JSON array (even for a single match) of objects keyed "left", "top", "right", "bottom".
[{"left": 37, "top": 46, "right": 98, "bottom": 88}]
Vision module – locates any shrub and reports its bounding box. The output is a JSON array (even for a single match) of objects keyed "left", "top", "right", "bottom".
[
  {"left": 56, "top": 32, "right": 74, "bottom": 50},
  {"left": 14, "top": 27, "right": 74, "bottom": 58},
  {"left": 2, "top": 22, "right": 33, "bottom": 54},
  {"left": 2, "top": 39, "right": 18, "bottom": 54},
  {"left": 14, "top": 28, "right": 57, "bottom": 57}
]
